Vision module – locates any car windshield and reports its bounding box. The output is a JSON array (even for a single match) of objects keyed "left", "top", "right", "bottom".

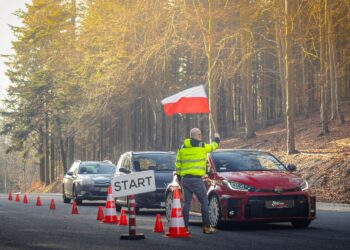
[
  {"left": 79, "top": 163, "right": 116, "bottom": 174},
  {"left": 133, "top": 153, "right": 176, "bottom": 172},
  {"left": 211, "top": 151, "right": 286, "bottom": 172}
]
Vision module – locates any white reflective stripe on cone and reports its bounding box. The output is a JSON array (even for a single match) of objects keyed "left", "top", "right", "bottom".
[
  {"left": 129, "top": 214, "right": 136, "bottom": 219},
  {"left": 105, "top": 209, "right": 117, "bottom": 216},
  {"left": 170, "top": 217, "right": 185, "bottom": 227},
  {"left": 172, "top": 199, "right": 181, "bottom": 208},
  {"left": 130, "top": 226, "right": 136, "bottom": 230}
]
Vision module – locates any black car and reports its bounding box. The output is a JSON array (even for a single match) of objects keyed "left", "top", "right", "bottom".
[
  {"left": 62, "top": 160, "right": 116, "bottom": 205},
  {"left": 114, "top": 151, "right": 176, "bottom": 212}
]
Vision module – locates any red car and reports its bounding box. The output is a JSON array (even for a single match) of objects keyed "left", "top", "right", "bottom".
[{"left": 165, "top": 149, "right": 316, "bottom": 228}]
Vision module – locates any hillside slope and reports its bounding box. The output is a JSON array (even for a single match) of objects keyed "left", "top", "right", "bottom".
[{"left": 221, "top": 103, "right": 350, "bottom": 203}]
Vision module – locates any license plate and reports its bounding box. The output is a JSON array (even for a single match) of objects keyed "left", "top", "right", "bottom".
[
  {"left": 100, "top": 187, "right": 108, "bottom": 192},
  {"left": 265, "top": 200, "right": 294, "bottom": 209}
]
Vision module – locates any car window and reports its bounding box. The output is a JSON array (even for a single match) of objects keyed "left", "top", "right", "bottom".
[
  {"left": 133, "top": 153, "right": 176, "bottom": 172},
  {"left": 79, "top": 163, "right": 116, "bottom": 174},
  {"left": 212, "top": 151, "right": 286, "bottom": 172}
]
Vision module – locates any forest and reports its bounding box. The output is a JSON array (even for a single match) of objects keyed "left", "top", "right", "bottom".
[{"left": 0, "top": 0, "right": 349, "bottom": 189}]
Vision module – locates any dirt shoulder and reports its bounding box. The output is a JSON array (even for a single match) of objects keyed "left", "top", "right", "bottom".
[{"left": 221, "top": 103, "right": 350, "bottom": 203}]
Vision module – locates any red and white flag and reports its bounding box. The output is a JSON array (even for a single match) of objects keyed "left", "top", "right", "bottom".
[{"left": 161, "top": 85, "right": 210, "bottom": 116}]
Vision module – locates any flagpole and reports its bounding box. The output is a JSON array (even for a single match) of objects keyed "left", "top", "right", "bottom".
[{"left": 209, "top": 113, "right": 217, "bottom": 133}]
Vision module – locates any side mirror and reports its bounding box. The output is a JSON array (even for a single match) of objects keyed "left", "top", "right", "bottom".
[
  {"left": 66, "top": 171, "right": 73, "bottom": 176},
  {"left": 119, "top": 167, "right": 131, "bottom": 174},
  {"left": 287, "top": 164, "right": 296, "bottom": 172}
]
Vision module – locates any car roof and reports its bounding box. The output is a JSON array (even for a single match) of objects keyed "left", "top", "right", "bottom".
[
  {"left": 212, "top": 149, "right": 269, "bottom": 154},
  {"left": 130, "top": 151, "right": 176, "bottom": 155},
  {"left": 80, "top": 161, "right": 115, "bottom": 165}
]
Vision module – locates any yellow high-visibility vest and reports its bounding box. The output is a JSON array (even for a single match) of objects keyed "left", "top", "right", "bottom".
[{"left": 176, "top": 138, "right": 218, "bottom": 177}]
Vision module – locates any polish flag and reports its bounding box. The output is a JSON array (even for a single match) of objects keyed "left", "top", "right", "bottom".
[{"left": 161, "top": 85, "right": 210, "bottom": 116}]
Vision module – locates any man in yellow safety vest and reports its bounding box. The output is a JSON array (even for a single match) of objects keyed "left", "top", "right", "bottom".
[{"left": 176, "top": 127, "right": 220, "bottom": 234}]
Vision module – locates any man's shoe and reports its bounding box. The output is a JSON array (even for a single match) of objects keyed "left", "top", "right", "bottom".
[{"left": 202, "top": 226, "right": 217, "bottom": 234}]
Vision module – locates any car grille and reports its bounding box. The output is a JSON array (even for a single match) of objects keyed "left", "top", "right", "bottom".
[
  {"left": 245, "top": 195, "right": 309, "bottom": 219},
  {"left": 94, "top": 180, "right": 110, "bottom": 185}
]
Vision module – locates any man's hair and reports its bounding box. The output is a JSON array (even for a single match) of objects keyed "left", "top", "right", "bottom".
[{"left": 190, "top": 128, "right": 201, "bottom": 138}]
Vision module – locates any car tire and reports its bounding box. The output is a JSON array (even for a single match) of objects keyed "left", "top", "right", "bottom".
[
  {"left": 73, "top": 186, "right": 82, "bottom": 205},
  {"left": 291, "top": 220, "right": 311, "bottom": 228},
  {"left": 62, "top": 186, "right": 71, "bottom": 204},
  {"left": 115, "top": 199, "right": 122, "bottom": 212},
  {"left": 209, "top": 195, "right": 222, "bottom": 228},
  {"left": 165, "top": 192, "right": 173, "bottom": 222}
]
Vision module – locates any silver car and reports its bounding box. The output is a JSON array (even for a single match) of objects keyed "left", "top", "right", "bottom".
[{"left": 62, "top": 160, "right": 116, "bottom": 205}]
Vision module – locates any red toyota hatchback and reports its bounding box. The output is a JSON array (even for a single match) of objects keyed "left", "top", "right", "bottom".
[{"left": 165, "top": 149, "right": 316, "bottom": 228}]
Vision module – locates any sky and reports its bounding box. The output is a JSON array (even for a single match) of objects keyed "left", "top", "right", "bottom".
[{"left": 0, "top": 0, "right": 31, "bottom": 104}]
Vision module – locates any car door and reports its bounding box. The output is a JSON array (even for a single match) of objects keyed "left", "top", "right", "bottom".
[
  {"left": 116, "top": 154, "right": 131, "bottom": 205},
  {"left": 191, "top": 159, "right": 213, "bottom": 213},
  {"left": 64, "top": 162, "right": 79, "bottom": 197}
]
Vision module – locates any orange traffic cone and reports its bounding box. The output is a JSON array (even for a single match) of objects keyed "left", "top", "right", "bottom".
[
  {"left": 119, "top": 209, "right": 128, "bottom": 226},
  {"left": 15, "top": 194, "right": 20, "bottom": 202},
  {"left": 96, "top": 205, "right": 105, "bottom": 221},
  {"left": 154, "top": 213, "right": 164, "bottom": 233},
  {"left": 72, "top": 201, "right": 79, "bottom": 214},
  {"left": 8, "top": 192, "right": 12, "bottom": 201},
  {"left": 103, "top": 186, "right": 118, "bottom": 224},
  {"left": 23, "top": 194, "right": 28, "bottom": 204},
  {"left": 50, "top": 199, "right": 56, "bottom": 210},
  {"left": 36, "top": 196, "right": 42, "bottom": 206},
  {"left": 165, "top": 189, "right": 190, "bottom": 238}
]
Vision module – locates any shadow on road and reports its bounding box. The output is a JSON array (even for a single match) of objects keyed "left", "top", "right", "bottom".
[{"left": 189, "top": 221, "right": 318, "bottom": 231}]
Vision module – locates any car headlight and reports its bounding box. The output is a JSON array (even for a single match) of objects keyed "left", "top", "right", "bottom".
[
  {"left": 299, "top": 180, "right": 309, "bottom": 191},
  {"left": 223, "top": 180, "right": 253, "bottom": 192},
  {"left": 80, "top": 178, "right": 94, "bottom": 185}
]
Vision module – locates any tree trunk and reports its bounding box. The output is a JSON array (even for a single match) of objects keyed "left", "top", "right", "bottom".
[
  {"left": 275, "top": 10, "right": 286, "bottom": 115},
  {"left": 285, "top": 0, "right": 296, "bottom": 154},
  {"left": 44, "top": 112, "right": 50, "bottom": 184},
  {"left": 327, "top": 3, "right": 344, "bottom": 125},
  {"left": 39, "top": 126, "right": 45, "bottom": 183},
  {"left": 319, "top": 0, "right": 329, "bottom": 135},
  {"left": 56, "top": 117, "right": 67, "bottom": 174},
  {"left": 240, "top": 32, "right": 255, "bottom": 139},
  {"left": 50, "top": 135, "right": 55, "bottom": 182}
]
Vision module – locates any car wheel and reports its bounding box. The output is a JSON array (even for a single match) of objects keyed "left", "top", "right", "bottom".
[
  {"left": 209, "top": 195, "right": 222, "bottom": 228},
  {"left": 73, "top": 186, "right": 82, "bottom": 205},
  {"left": 291, "top": 220, "right": 311, "bottom": 228},
  {"left": 165, "top": 192, "right": 173, "bottom": 222},
  {"left": 115, "top": 199, "right": 122, "bottom": 212},
  {"left": 62, "top": 186, "right": 71, "bottom": 204}
]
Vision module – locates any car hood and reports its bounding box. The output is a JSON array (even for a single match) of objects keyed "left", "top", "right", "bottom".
[
  {"left": 218, "top": 171, "right": 303, "bottom": 189},
  {"left": 154, "top": 172, "right": 174, "bottom": 190},
  {"left": 78, "top": 174, "right": 113, "bottom": 183}
]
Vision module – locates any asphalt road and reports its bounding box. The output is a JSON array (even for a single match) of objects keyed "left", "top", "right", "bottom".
[{"left": 0, "top": 193, "right": 349, "bottom": 250}]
